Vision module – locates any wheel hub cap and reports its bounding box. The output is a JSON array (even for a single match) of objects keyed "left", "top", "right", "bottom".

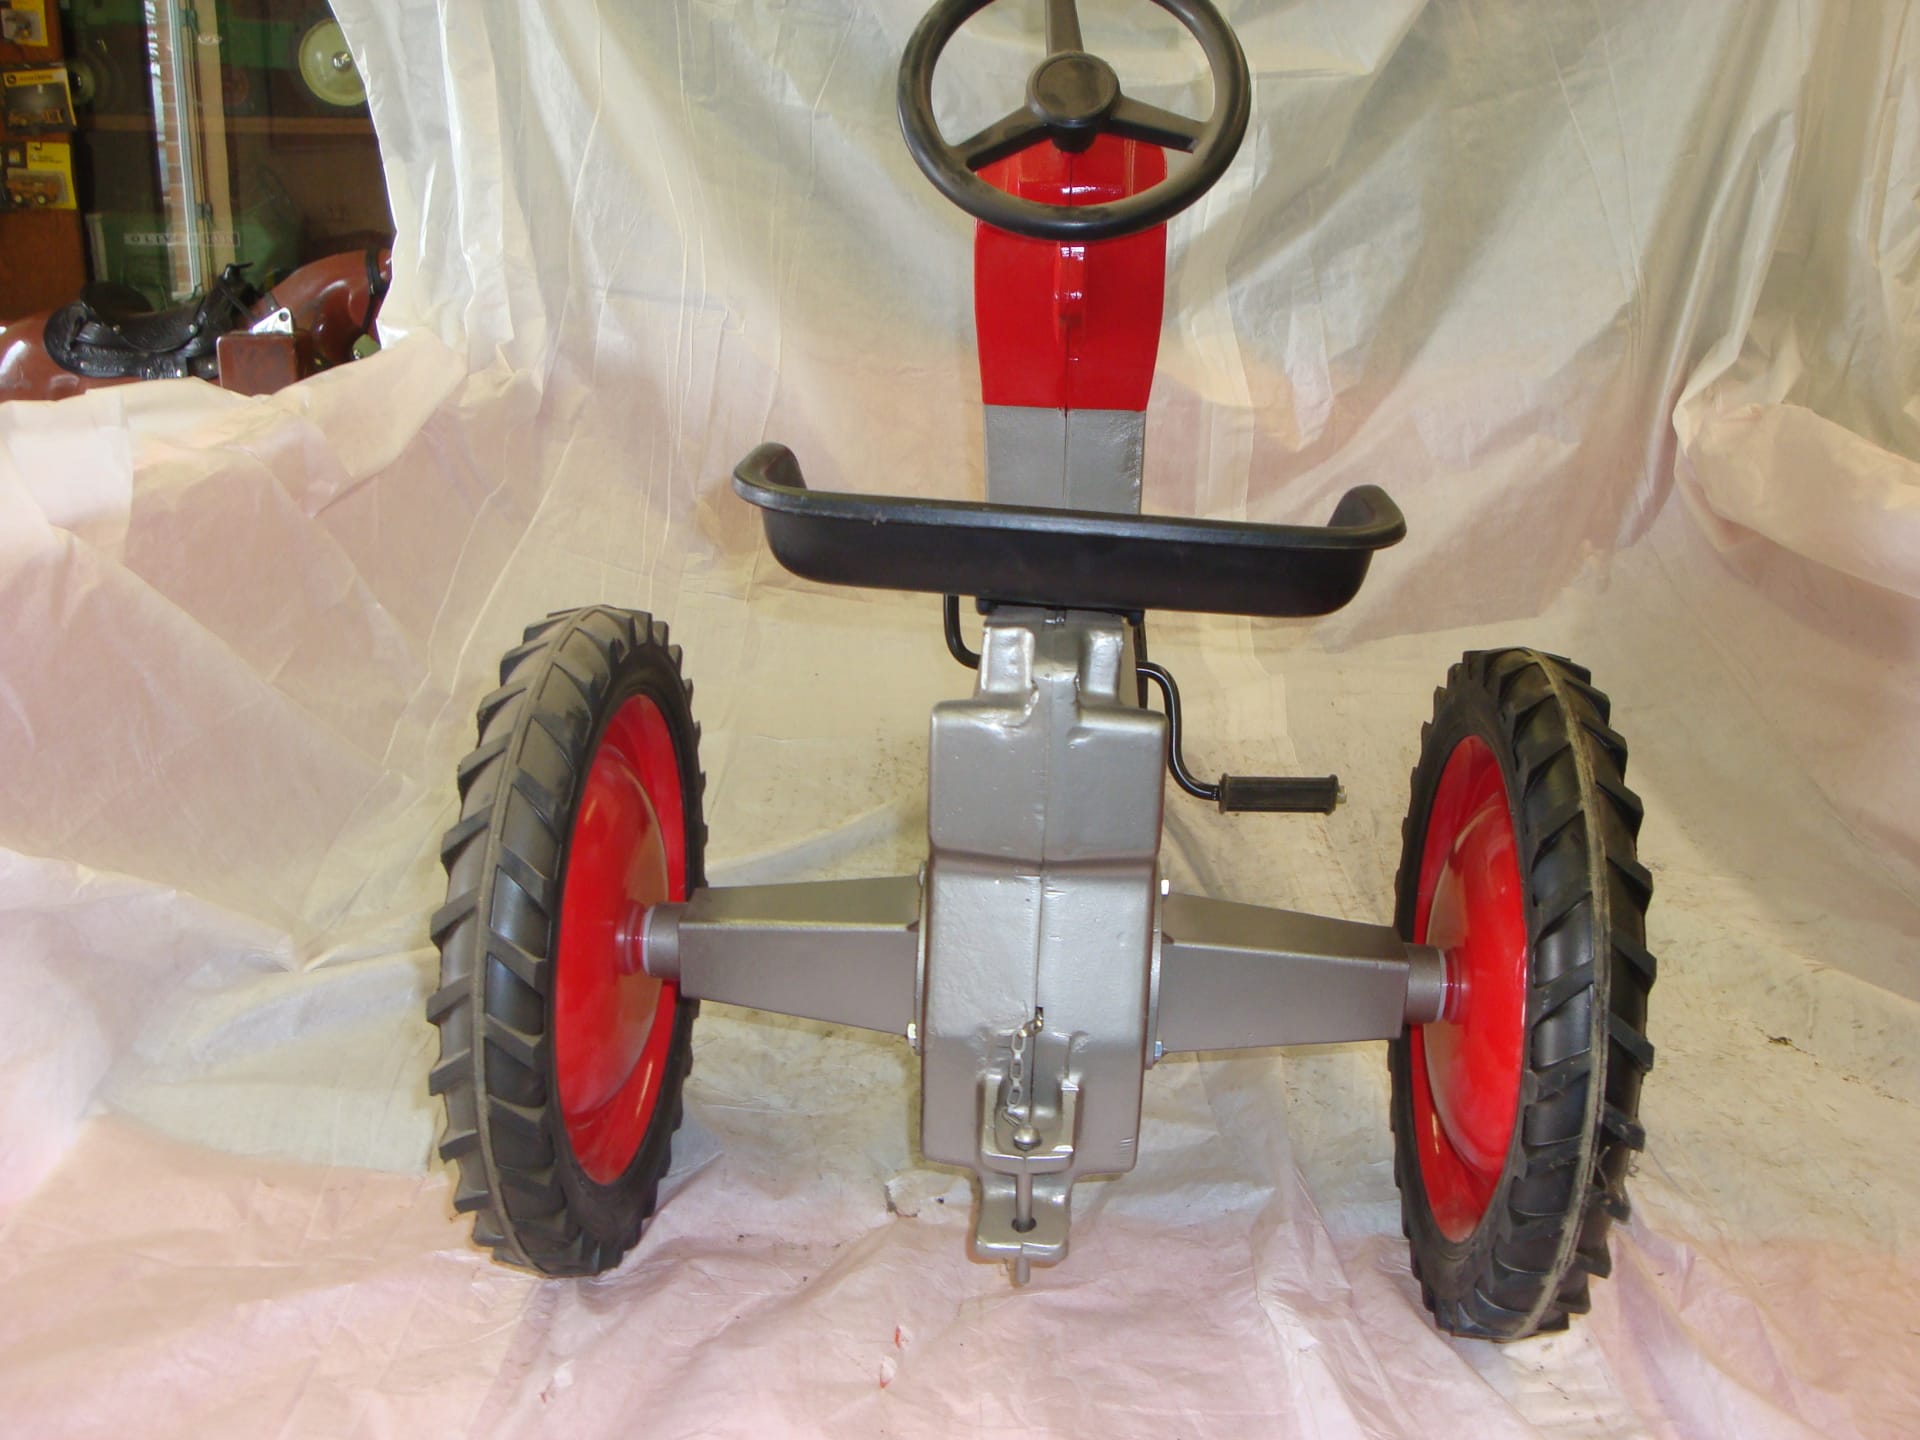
[
  {"left": 554, "top": 694, "right": 686, "bottom": 1184},
  {"left": 298, "top": 20, "right": 367, "bottom": 108},
  {"left": 1408, "top": 735, "right": 1529, "bottom": 1241}
]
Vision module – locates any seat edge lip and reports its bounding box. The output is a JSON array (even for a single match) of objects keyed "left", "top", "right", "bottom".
[{"left": 732, "top": 461, "right": 1405, "bottom": 554}]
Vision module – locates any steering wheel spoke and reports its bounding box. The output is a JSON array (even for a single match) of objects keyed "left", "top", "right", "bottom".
[
  {"left": 960, "top": 107, "right": 1051, "bottom": 171},
  {"left": 1106, "top": 94, "right": 1204, "bottom": 153},
  {"left": 1046, "top": 0, "right": 1084, "bottom": 54},
  {"left": 899, "top": 0, "right": 1251, "bottom": 241}
]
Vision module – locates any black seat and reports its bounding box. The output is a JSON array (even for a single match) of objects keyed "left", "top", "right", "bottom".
[{"left": 733, "top": 443, "right": 1405, "bottom": 619}]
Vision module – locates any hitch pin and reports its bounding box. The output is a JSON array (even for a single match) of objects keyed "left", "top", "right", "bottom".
[{"left": 1007, "top": 1013, "right": 1044, "bottom": 1285}]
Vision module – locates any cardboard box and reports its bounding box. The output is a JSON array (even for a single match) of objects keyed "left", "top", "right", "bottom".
[
  {"left": 2, "top": 64, "right": 75, "bottom": 131},
  {"left": 0, "top": 1, "right": 48, "bottom": 48},
  {"left": 3, "top": 137, "right": 74, "bottom": 209}
]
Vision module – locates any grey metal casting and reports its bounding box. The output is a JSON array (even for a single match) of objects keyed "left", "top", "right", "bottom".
[
  {"left": 983, "top": 405, "right": 1147, "bottom": 512},
  {"left": 643, "top": 876, "right": 922, "bottom": 1035},
  {"left": 637, "top": 609, "right": 1456, "bottom": 1284},
  {"left": 921, "top": 607, "right": 1164, "bottom": 1278},
  {"left": 1154, "top": 895, "right": 1449, "bottom": 1052}
]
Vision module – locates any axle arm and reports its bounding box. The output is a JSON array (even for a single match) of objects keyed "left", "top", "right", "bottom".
[
  {"left": 643, "top": 876, "right": 922, "bottom": 1036},
  {"left": 1154, "top": 893, "right": 1448, "bottom": 1055}
]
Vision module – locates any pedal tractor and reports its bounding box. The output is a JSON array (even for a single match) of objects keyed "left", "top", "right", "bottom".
[{"left": 427, "top": 0, "right": 1655, "bottom": 1340}]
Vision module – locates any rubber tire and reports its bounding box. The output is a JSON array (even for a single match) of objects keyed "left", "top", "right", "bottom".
[
  {"left": 1388, "top": 649, "right": 1656, "bottom": 1339},
  {"left": 428, "top": 607, "right": 705, "bottom": 1276}
]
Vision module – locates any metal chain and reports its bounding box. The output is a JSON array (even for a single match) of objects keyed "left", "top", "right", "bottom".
[{"left": 1005, "top": 1011, "right": 1043, "bottom": 1123}]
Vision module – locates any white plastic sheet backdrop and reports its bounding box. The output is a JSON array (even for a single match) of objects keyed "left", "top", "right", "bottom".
[{"left": 2, "top": 1, "right": 1918, "bottom": 1435}]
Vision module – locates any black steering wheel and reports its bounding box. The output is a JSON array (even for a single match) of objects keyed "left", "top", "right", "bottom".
[{"left": 897, "top": 0, "right": 1251, "bottom": 242}]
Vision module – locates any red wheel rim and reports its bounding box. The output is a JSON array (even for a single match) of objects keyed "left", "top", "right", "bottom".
[
  {"left": 1408, "top": 735, "right": 1529, "bottom": 1241},
  {"left": 554, "top": 693, "right": 688, "bottom": 1184}
]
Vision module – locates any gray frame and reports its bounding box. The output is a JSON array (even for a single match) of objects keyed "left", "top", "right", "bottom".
[
  {"left": 635, "top": 399, "right": 1450, "bottom": 1281},
  {"left": 641, "top": 608, "right": 1450, "bottom": 1282}
]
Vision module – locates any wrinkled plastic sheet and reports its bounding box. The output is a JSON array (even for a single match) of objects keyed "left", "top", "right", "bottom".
[{"left": 2, "top": 2, "right": 1918, "bottom": 1435}]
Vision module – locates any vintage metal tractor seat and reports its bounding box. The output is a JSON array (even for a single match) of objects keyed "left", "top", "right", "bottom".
[
  {"left": 424, "top": 0, "right": 1656, "bottom": 1341},
  {"left": 732, "top": 443, "right": 1405, "bottom": 618}
]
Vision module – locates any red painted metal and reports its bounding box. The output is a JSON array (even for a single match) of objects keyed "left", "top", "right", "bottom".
[
  {"left": 1407, "top": 735, "right": 1530, "bottom": 1241},
  {"left": 554, "top": 693, "right": 687, "bottom": 1184},
  {"left": 974, "top": 136, "right": 1168, "bottom": 411}
]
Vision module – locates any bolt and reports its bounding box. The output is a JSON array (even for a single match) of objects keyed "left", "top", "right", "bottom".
[{"left": 1011, "top": 1123, "right": 1041, "bottom": 1152}]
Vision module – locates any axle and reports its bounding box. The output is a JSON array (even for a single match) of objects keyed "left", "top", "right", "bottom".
[
  {"left": 640, "top": 882, "right": 1448, "bottom": 1046},
  {"left": 638, "top": 609, "right": 1452, "bottom": 1283}
]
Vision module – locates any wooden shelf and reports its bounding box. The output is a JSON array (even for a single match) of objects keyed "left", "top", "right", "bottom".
[
  {"left": 79, "top": 113, "right": 376, "bottom": 139},
  {"left": 1, "top": 0, "right": 84, "bottom": 320}
]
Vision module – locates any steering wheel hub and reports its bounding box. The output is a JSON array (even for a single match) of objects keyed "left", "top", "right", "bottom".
[{"left": 1028, "top": 52, "right": 1120, "bottom": 144}]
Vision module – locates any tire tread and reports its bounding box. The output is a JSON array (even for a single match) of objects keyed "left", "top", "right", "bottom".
[
  {"left": 427, "top": 606, "right": 702, "bottom": 1276},
  {"left": 1388, "top": 648, "right": 1656, "bottom": 1339}
]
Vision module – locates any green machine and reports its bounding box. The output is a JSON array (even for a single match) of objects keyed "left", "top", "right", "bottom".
[{"left": 63, "top": 0, "right": 366, "bottom": 116}]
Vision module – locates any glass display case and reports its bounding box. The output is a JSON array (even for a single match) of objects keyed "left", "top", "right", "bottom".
[{"left": 64, "top": 0, "right": 392, "bottom": 306}]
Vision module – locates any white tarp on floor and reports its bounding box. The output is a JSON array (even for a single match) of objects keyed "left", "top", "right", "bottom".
[{"left": 2, "top": 1, "right": 1917, "bottom": 1435}]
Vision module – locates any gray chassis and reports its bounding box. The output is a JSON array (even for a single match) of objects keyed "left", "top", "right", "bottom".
[{"left": 645, "top": 408, "right": 1449, "bottom": 1283}]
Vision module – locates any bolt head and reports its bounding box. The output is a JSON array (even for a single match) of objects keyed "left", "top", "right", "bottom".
[{"left": 1011, "top": 1123, "right": 1042, "bottom": 1152}]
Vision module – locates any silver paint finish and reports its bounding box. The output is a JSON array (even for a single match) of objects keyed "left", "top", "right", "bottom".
[
  {"left": 644, "top": 876, "right": 921, "bottom": 1035},
  {"left": 982, "top": 405, "right": 1147, "bottom": 513},
  {"left": 639, "top": 611, "right": 1456, "bottom": 1281},
  {"left": 1154, "top": 895, "right": 1447, "bottom": 1051},
  {"left": 1402, "top": 943, "right": 1451, "bottom": 1025},
  {"left": 921, "top": 607, "right": 1164, "bottom": 1272}
]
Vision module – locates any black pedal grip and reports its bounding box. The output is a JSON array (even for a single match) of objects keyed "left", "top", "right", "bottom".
[{"left": 1216, "top": 774, "right": 1341, "bottom": 814}]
